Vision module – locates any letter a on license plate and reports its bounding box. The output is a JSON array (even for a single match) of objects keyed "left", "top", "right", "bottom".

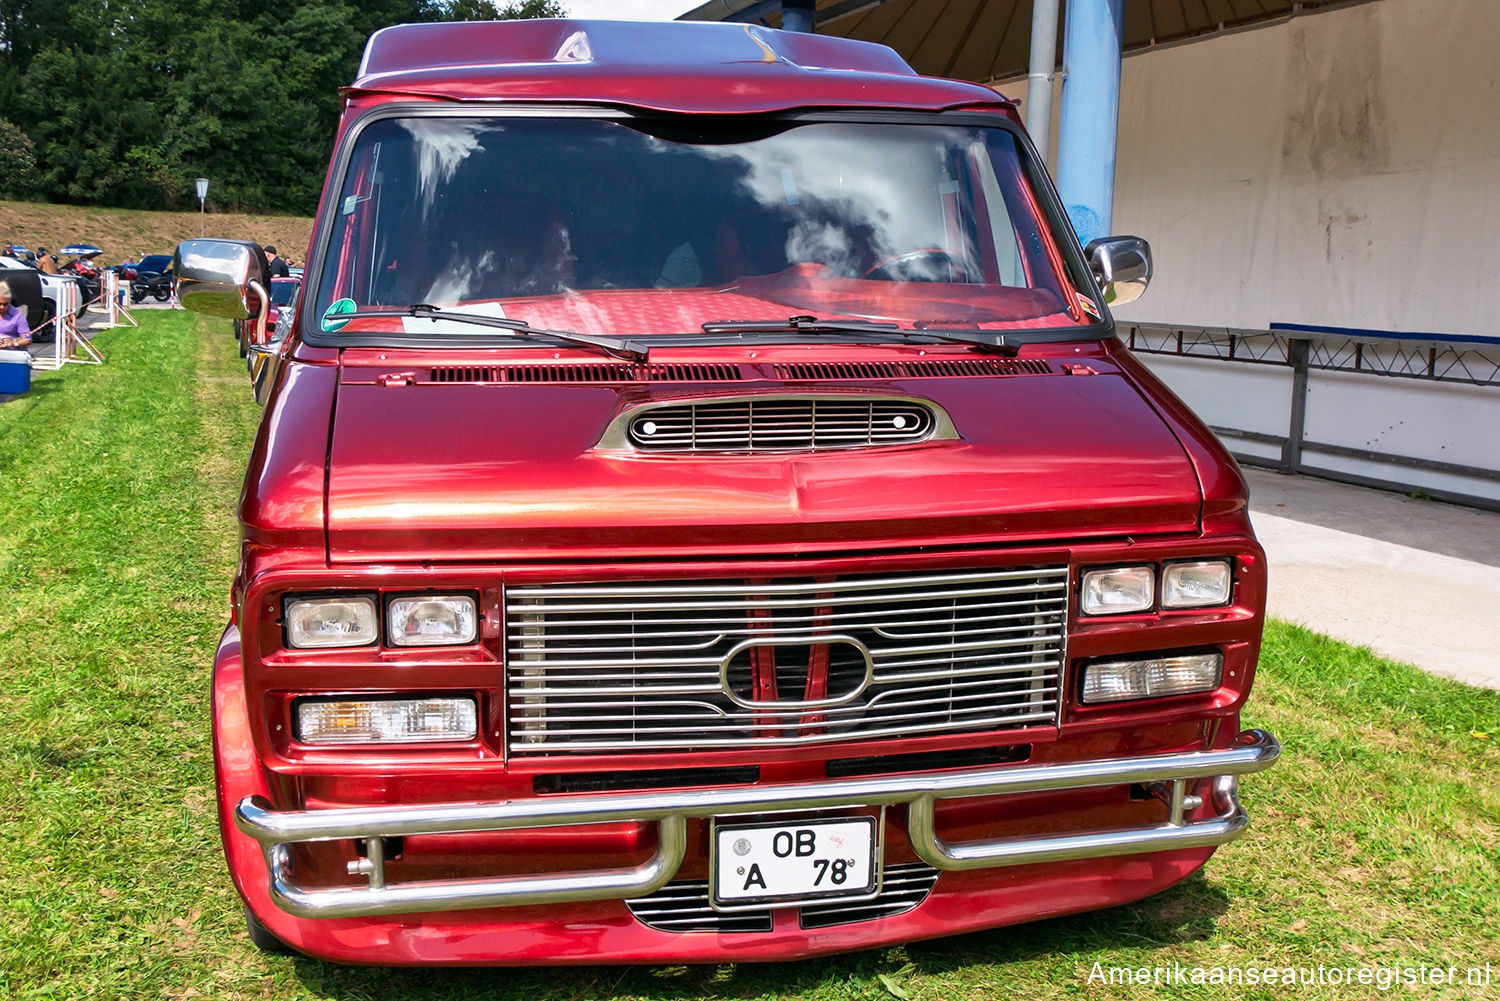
[{"left": 711, "top": 816, "right": 878, "bottom": 909}]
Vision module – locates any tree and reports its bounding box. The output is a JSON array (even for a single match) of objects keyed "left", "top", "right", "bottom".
[
  {"left": 498, "top": 0, "right": 567, "bottom": 15},
  {"left": 0, "top": 119, "right": 40, "bottom": 198},
  {"left": 0, "top": 0, "right": 569, "bottom": 215},
  {"left": 442, "top": 0, "right": 567, "bottom": 20}
]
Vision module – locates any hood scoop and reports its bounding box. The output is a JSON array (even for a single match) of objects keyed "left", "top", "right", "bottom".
[
  {"left": 602, "top": 394, "right": 958, "bottom": 454},
  {"left": 773, "top": 358, "right": 1052, "bottom": 381}
]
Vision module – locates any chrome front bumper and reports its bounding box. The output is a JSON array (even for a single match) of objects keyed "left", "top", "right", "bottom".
[{"left": 235, "top": 729, "right": 1279, "bottom": 919}]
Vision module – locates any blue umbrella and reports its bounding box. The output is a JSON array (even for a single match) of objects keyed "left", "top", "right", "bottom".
[{"left": 60, "top": 243, "right": 103, "bottom": 258}]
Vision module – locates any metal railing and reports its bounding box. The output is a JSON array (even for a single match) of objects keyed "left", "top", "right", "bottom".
[
  {"left": 1125, "top": 322, "right": 1500, "bottom": 387},
  {"left": 1123, "top": 322, "right": 1500, "bottom": 510}
]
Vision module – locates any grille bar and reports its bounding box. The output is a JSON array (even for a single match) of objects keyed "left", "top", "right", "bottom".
[
  {"left": 625, "top": 862, "right": 940, "bottom": 933},
  {"left": 510, "top": 632, "right": 1062, "bottom": 670},
  {"left": 504, "top": 599, "right": 1067, "bottom": 635},
  {"left": 508, "top": 568, "right": 1052, "bottom": 597},
  {"left": 509, "top": 579, "right": 1066, "bottom": 612},
  {"left": 506, "top": 567, "right": 1068, "bottom": 753}
]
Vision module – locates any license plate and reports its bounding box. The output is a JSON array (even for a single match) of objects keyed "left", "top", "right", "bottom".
[{"left": 711, "top": 816, "right": 878, "bottom": 909}]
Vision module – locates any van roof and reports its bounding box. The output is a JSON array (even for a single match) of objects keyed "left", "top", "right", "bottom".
[{"left": 350, "top": 19, "right": 1011, "bottom": 115}]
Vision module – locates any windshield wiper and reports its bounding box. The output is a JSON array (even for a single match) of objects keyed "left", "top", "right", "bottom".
[
  {"left": 699, "top": 315, "right": 1018, "bottom": 355},
  {"left": 344, "top": 304, "right": 650, "bottom": 362}
]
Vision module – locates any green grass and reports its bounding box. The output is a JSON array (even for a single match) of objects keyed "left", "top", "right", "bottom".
[{"left": 1, "top": 315, "right": 1496, "bottom": 999}]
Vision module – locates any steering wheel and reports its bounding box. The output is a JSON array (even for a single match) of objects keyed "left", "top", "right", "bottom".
[{"left": 861, "top": 249, "right": 963, "bottom": 283}]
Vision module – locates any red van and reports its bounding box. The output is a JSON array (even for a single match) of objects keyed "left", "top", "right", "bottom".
[{"left": 175, "top": 18, "right": 1277, "bottom": 965}]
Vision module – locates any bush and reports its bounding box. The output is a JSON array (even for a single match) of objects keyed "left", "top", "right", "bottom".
[{"left": 0, "top": 119, "right": 41, "bottom": 199}]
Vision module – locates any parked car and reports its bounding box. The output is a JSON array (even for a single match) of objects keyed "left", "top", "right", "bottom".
[
  {"left": 236, "top": 277, "right": 299, "bottom": 360},
  {"left": 0, "top": 255, "right": 85, "bottom": 336},
  {"left": 135, "top": 253, "right": 172, "bottom": 276},
  {"left": 174, "top": 18, "right": 1278, "bottom": 966}
]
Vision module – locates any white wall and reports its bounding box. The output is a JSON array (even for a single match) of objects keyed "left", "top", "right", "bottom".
[{"left": 1008, "top": 0, "right": 1500, "bottom": 337}]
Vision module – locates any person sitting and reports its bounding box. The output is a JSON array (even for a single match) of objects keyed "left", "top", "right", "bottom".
[
  {"left": 36, "top": 247, "right": 58, "bottom": 274},
  {"left": 0, "top": 281, "right": 32, "bottom": 348}
]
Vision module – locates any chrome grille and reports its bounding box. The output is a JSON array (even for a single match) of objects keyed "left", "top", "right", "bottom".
[
  {"left": 626, "top": 862, "right": 940, "bottom": 933},
  {"left": 625, "top": 882, "right": 774, "bottom": 933},
  {"left": 505, "top": 567, "right": 1067, "bottom": 753},
  {"left": 625, "top": 397, "right": 938, "bottom": 452},
  {"left": 800, "top": 862, "right": 940, "bottom": 928}
]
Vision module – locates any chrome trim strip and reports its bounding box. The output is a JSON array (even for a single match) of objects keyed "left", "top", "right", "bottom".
[
  {"left": 236, "top": 730, "right": 1278, "bottom": 919},
  {"left": 507, "top": 568, "right": 1067, "bottom": 597},
  {"left": 263, "top": 815, "right": 687, "bottom": 919},
  {"left": 717, "top": 634, "right": 875, "bottom": 710}
]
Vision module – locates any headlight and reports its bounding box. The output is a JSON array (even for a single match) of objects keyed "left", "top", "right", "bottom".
[
  {"left": 296, "top": 697, "right": 478, "bottom": 744},
  {"left": 388, "top": 594, "right": 477, "bottom": 646},
  {"left": 1162, "top": 560, "right": 1233, "bottom": 608},
  {"left": 285, "top": 595, "right": 378, "bottom": 648},
  {"left": 1081, "top": 652, "right": 1223, "bottom": 704},
  {"left": 1080, "top": 566, "right": 1155, "bottom": 615}
]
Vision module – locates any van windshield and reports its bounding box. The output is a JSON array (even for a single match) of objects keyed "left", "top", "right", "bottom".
[{"left": 312, "top": 115, "right": 1093, "bottom": 340}]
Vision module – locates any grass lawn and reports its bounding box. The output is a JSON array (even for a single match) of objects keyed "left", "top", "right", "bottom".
[{"left": 1, "top": 313, "right": 1496, "bottom": 999}]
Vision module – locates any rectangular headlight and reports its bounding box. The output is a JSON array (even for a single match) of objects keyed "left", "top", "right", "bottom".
[
  {"left": 1080, "top": 566, "right": 1155, "bottom": 615},
  {"left": 1162, "top": 560, "right": 1233, "bottom": 608},
  {"left": 285, "top": 595, "right": 378, "bottom": 648},
  {"left": 1081, "top": 652, "right": 1223, "bottom": 704},
  {"left": 387, "top": 594, "right": 477, "bottom": 646},
  {"left": 296, "top": 697, "right": 478, "bottom": 744}
]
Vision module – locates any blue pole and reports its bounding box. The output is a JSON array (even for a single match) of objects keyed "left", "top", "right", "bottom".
[
  {"left": 781, "top": 0, "right": 815, "bottom": 32},
  {"left": 1056, "top": 0, "right": 1124, "bottom": 246}
]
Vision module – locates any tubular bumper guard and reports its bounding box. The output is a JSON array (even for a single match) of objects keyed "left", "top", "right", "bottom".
[{"left": 236, "top": 729, "right": 1279, "bottom": 919}]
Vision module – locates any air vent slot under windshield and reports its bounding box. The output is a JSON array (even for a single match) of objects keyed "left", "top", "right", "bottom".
[
  {"left": 624, "top": 397, "right": 944, "bottom": 453},
  {"left": 428, "top": 363, "right": 743, "bottom": 384},
  {"left": 774, "top": 358, "right": 1052, "bottom": 381}
]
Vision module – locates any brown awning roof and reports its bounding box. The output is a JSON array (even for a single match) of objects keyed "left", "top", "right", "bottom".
[{"left": 682, "top": 0, "right": 1361, "bottom": 84}]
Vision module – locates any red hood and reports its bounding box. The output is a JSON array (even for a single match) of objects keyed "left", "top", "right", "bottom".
[{"left": 320, "top": 345, "right": 1203, "bottom": 563}]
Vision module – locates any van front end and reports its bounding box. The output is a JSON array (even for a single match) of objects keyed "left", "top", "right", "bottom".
[
  {"left": 181, "top": 19, "right": 1278, "bottom": 964},
  {"left": 216, "top": 534, "right": 1275, "bottom": 964}
]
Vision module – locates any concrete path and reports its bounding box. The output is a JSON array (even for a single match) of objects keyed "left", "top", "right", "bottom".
[{"left": 1246, "top": 467, "right": 1500, "bottom": 690}]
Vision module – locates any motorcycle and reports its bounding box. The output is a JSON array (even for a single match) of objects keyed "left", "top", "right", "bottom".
[
  {"left": 130, "top": 271, "right": 174, "bottom": 303},
  {"left": 59, "top": 244, "right": 105, "bottom": 306}
]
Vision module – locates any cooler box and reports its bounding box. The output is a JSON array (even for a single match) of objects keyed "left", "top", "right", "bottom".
[{"left": 0, "top": 349, "right": 32, "bottom": 394}]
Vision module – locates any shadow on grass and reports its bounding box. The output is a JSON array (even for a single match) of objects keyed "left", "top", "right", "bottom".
[
  {"left": 0, "top": 379, "right": 62, "bottom": 405},
  {"left": 286, "top": 873, "right": 1230, "bottom": 1000}
]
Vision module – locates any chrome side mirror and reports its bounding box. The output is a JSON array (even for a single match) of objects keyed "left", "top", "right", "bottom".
[
  {"left": 1084, "top": 236, "right": 1152, "bottom": 306},
  {"left": 173, "top": 239, "right": 270, "bottom": 320}
]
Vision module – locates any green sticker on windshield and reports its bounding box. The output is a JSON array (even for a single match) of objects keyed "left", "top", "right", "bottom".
[{"left": 322, "top": 297, "right": 357, "bottom": 331}]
